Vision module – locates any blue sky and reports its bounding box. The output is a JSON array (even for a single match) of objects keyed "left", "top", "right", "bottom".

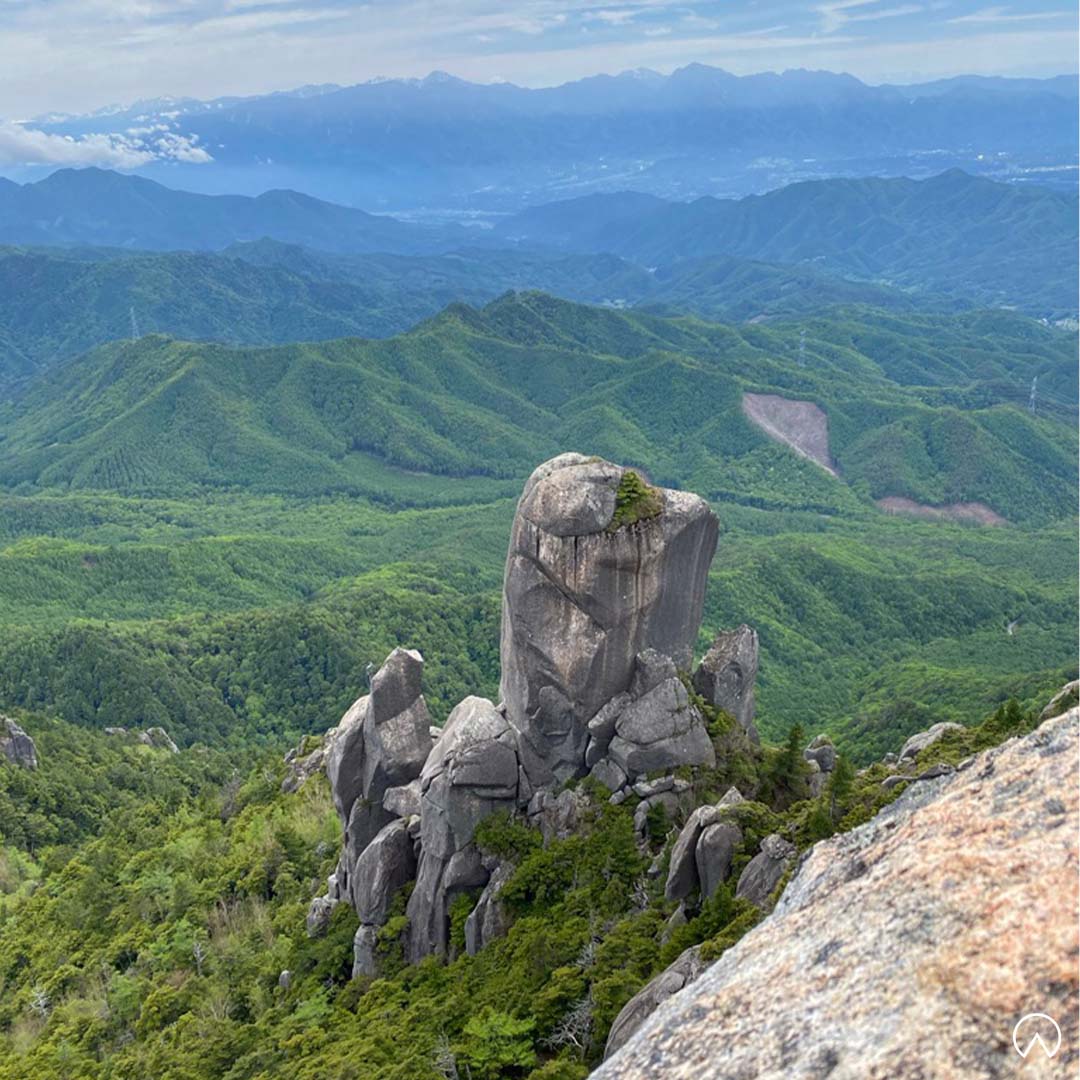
[{"left": 0, "top": 1, "right": 1076, "bottom": 118}]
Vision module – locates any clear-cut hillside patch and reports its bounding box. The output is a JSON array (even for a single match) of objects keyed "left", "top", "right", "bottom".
[
  {"left": 876, "top": 496, "right": 1007, "bottom": 526},
  {"left": 741, "top": 392, "right": 838, "bottom": 476}
]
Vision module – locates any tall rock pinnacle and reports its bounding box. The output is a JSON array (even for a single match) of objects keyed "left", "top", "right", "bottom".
[
  {"left": 312, "top": 453, "right": 724, "bottom": 972},
  {"left": 500, "top": 453, "right": 719, "bottom": 784}
]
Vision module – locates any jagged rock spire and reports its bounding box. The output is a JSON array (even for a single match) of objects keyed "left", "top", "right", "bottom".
[{"left": 500, "top": 453, "right": 719, "bottom": 785}]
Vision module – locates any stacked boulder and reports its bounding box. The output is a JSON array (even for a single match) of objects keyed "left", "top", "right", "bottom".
[
  {"left": 664, "top": 786, "right": 745, "bottom": 906},
  {"left": 803, "top": 733, "right": 836, "bottom": 796},
  {"left": 309, "top": 453, "right": 753, "bottom": 976},
  {"left": 309, "top": 647, "right": 433, "bottom": 956}
]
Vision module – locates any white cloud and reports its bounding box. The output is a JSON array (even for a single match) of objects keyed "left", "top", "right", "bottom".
[
  {"left": 0, "top": 120, "right": 212, "bottom": 167},
  {"left": 0, "top": 122, "right": 154, "bottom": 167},
  {"left": 947, "top": 6, "right": 1073, "bottom": 24},
  {"left": 818, "top": 0, "right": 923, "bottom": 34}
]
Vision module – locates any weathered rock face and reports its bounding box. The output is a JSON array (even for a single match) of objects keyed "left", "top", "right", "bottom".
[
  {"left": 0, "top": 717, "right": 37, "bottom": 770},
  {"left": 734, "top": 832, "right": 796, "bottom": 908},
  {"left": 351, "top": 820, "right": 416, "bottom": 925},
  {"left": 692, "top": 625, "right": 759, "bottom": 743},
  {"left": 310, "top": 648, "right": 433, "bottom": 943},
  {"left": 464, "top": 862, "right": 513, "bottom": 956},
  {"left": 594, "top": 710, "right": 1080, "bottom": 1079},
  {"left": 500, "top": 454, "right": 718, "bottom": 784},
  {"left": 406, "top": 696, "right": 520, "bottom": 963}
]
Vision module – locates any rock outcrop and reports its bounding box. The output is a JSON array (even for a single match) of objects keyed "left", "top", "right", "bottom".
[
  {"left": 0, "top": 716, "right": 37, "bottom": 770},
  {"left": 897, "top": 720, "right": 963, "bottom": 762},
  {"left": 733, "top": 832, "right": 796, "bottom": 908},
  {"left": 594, "top": 709, "right": 1080, "bottom": 1079},
  {"left": 310, "top": 455, "right": 728, "bottom": 975},
  {"left": 692, "top": 625, "right": 760, "bottom": 743},
  {"left": 500, "top": 453, "right": 718, "bottom": 786},
  {"left": 663, "top": 788, "right": 744, "bottom": 903},
  {"left": 138, "top": 726, "right": 179, "bottom": 753}
]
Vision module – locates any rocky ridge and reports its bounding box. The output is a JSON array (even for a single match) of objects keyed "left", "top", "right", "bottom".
[
  {"left": 595, "top": 707, "right": 1080, "bottom": 1078},
  {"left": 305, "top": 454, "right": 760, "bottom": 975}
]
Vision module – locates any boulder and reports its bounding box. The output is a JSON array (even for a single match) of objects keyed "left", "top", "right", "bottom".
[
  {"left": 406, "top": 845, "right": 489, "bottom": 964},
  {"left": 383, "top": 780, "right": 422, "bottom": 819},
  {"left": 632, "top": 775, "right": 674, "bottom": 799},
  {"left": 529, "top": 788, "right": 589, "bottom": 844},
  {"left": 281, "top": 739, "right": 326, "bottom": 794},
  {"left": 803, "top": 734, "right": 836, "bottom": 773},
  {"left": 139, "top": 727, "right": 179, "bottom": 753},
  {"left": 352, "top": 925, "right": 380, "bottom": 979},
  {"left": 734, "top": 833, "right": 796, "bottom": 909},
  {"left": 325, "top": 695, "right": 370, "bottom": 824},
  {"left": 603, "top": 945, "right": 707, "bottom": 1060},
  {"left": 464, "top": 863, "right": 513, "bottom": 956},
  {"left": 664, "top": 804, "right": 725, "bottom": 902},
  {"left": 695, "top": 821, "right": 742, "bottom": 899},
  {"left": 0, "top": 717, "right": 37, "bottom": 770},
  {"left": 588, "top": 757, "right": 627, "bottom": 793},
  {"left": 325, "top": 649, "right": 434, "bottom": 829},
  {"left": 1041, "top": 678, "right": 1079, "bottom": 719},
  {"left": 593, "top": 710, "right": 1080, "bottom": 1080},
  {"left": 807, "top": 759, "right": 827, "bottom": 797},
  {"left": 500, "top": 454, "right": 718, "bottom": 784},
  {"left": 897, "top": 721, "right": 964, "bottom": 762},
  {"left": 606, "top": 678, "right": 715, "bottom": 777},
  {"left": 659, "top": 903, "right": 687, "bottom": 945},
  {"left": 351, "top": 820, "right": 416, "bottom": 925},
  {"left": 406, "top": 696, "right": 520, "bottom": 962},
  {"left": 692, "top": 625, "right": 759, "bottom": 743},
  {"left": 360, "top": 648, "right": 434, "bottom": 803},
  {"left": 633, "top": 791, "right": 681, "bottom": 838}
]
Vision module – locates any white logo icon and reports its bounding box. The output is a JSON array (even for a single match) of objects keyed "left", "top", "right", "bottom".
[{"left": 1013, "top": 1013, "right": 1062, "bottom": 1059}]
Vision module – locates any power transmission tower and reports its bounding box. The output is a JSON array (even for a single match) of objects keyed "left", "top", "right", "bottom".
[
  {"left": 1028, "top": 375, "right": 1037, "bottom": 415},
  {"left": 130, "top": 306, "right": 141, "bottom": 342}
]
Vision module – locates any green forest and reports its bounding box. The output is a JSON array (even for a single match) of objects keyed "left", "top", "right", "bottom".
[{"left": 0, "top": 690, "right": 1066, "bottom": 1079}]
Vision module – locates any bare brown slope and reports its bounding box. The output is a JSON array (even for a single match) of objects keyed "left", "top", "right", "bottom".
[{"left": 741, "top": 392, "right": 838, "bottom": 476}]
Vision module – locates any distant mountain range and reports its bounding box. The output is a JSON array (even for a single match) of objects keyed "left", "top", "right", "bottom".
[
  {"left": 0, "top": 167, "right": 449, "bottom": 253},
  {"left": 17, "top": 66, "right": 1079, "bottom": 209},
  {"left": 495, "top": 171, "right": 1079, "bottom": 314},
  {"left": 0, "top": 168, "right": 1071, "bottom": 376}
]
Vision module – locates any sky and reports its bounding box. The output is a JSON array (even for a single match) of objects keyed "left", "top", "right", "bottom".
[{"left": 0, "top": 0, "right": 1075, "bottom": 121}]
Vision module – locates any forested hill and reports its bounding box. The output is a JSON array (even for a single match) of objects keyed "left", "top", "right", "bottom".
[
  {"left": 494, "top": 171, "right": 1079, "bottom": 316},
  {"left": 0, "top": 243, "right": 926, "bottom": 391},
  {"left": 1, "top": 294, "right": 1074, "bottom": 526}
]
